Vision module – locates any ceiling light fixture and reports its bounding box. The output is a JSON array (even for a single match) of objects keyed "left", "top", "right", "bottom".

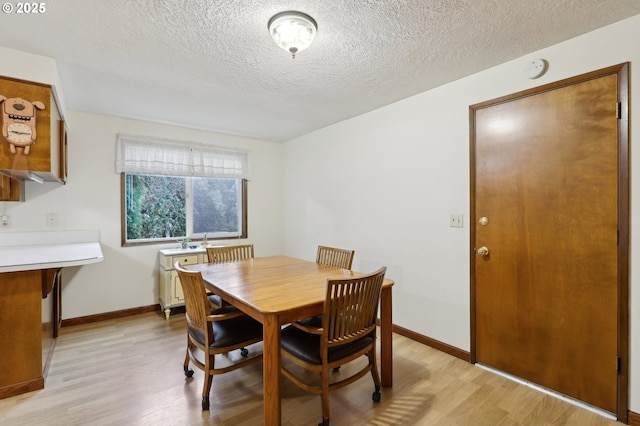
[{"left": 268, "top": 11, "right": 317, "bottom": 59}]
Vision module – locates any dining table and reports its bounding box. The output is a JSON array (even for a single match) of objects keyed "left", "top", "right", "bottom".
[{"left": 187, "top": 255, "right": 394, "bottom": 426}]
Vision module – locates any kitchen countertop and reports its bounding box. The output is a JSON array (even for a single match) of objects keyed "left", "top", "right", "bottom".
[
  {"left": 159, "top": 246, "right": 206, "bottom": 256},
  {"left": 0, "top": 230, "right": 103, "bottom": 273}
]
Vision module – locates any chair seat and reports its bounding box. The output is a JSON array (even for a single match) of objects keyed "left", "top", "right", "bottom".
[
  {"left": 207, "top": 293, "right": 240, "bottom": 310},
  {"left": 207, "top": 293, "right": 222, "bottom": 307},
  {"left": 189, "top": 306, "right": 262, "bottom": 349},
  {"left": 281, "top": 324, "right": 374, "bottom": 365},
  {"left": 297, "top": 314, "right": 322, "bottom": 327}
]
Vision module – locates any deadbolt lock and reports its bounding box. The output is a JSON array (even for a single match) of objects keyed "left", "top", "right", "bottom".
[{"left": 479, "top": 217, "right": 489, "bottom": 226}]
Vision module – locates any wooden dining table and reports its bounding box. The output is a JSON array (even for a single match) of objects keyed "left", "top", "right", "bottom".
[{"left": 187, "top": 255, "right": 394, "bottom": 426}]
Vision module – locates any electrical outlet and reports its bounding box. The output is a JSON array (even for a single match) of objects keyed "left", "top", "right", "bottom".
[
  {"left": 46, "top": 213, "right": 58, "bottom": 226},
  {"left": 1, "top": 215, "right": 9, "bottom": 228},
  {"left": 449, "top": 213, "right": 463, "bottom": 228}
]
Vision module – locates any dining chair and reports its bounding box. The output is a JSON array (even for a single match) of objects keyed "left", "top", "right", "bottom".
[
  {"left": 206, "top": 244, "right": 254, "bottom": 263},
  {"left": 205, "top": 244, "right": 255, "bottom": 358},
  {"left": 280, "top": 266, "right": 387, "bottom": 426},
  {"left": 316, "top": 245, "right": 355, "bottom": 270},
  {"left": 175, "top": 261, "right": 263, "bottom": 411},
  {"left": 301, "top": 245, "right": 356, "bottom": 329},
  {"left": 205, "top": 244, "right": 254, "bottom": 308}
]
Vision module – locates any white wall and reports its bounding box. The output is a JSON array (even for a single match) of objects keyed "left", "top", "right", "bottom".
[
  {"left": 0, "top": 111, "right": 284, "bottom": 318},
  {"left": 282, "top": 14, "right": 640, "bottom": 413}
]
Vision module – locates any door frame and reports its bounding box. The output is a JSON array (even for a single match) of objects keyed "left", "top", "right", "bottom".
[{"left": 468, "top": 63, "right": 629, "bottom": 422}]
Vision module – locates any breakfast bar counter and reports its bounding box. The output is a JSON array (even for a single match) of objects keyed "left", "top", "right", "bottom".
[{"left": 0, "top": 230, "right": 103, "bottom": 399}]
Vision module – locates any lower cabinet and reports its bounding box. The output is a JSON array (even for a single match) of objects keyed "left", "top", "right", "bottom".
[
  {"left": 158, "top": 248, "right": 206, "bottom": 319},
  {"left": 0, "top": 268, "right": 59, "bottom": 399}
]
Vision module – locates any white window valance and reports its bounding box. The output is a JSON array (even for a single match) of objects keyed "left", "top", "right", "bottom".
[{"left": 115, "top": 134, "right": 250, "bottom": 179}]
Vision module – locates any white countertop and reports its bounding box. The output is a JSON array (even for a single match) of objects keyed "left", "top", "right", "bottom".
[
  {"left": 0, "top": 230, "right": 104, "bottom": 273},
  {"left": 159, "top": 246, "right": 206, "bottom": 256}
]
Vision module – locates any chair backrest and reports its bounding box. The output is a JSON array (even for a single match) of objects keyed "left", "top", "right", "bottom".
[
  {"left": 316, "top": 245, "right": 355, "bottom": 270},
  {"left": 322, "top": 267, "right": 386, "bottom": 348},
  {"left": 206, "top": 244, "right": 254, "bottom": 264},
  {"left": 175, "top": 262, "right": 211, "bottom": 339}
]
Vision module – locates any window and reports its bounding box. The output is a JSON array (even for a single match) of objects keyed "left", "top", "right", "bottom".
[
  {"left": 122, "top": 174, "right": 247, "bottom": 244},
  {"left": 116, "top": 134, "right": 249, "bottom": 245}
]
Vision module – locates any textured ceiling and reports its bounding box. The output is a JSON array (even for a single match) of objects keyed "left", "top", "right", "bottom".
[{"left": 0, "top": 0, "right": 639, "bottom": 142}]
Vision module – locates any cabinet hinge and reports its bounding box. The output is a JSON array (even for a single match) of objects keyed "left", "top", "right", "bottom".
[
  {"left": 616, "top": 356, "right": 621, "bottom": 373},
  {"left": 616, "top": 102, "right": 621, "bottom": 119}
]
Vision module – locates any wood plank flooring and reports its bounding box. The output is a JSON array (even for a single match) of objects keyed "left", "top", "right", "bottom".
[{"left": 0, "top": 311, "right": 623, "bottom": 425}]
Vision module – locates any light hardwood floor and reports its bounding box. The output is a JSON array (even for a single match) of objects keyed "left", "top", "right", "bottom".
[{"left": 0, "top": 311, "right": 623, "bottom": 425}]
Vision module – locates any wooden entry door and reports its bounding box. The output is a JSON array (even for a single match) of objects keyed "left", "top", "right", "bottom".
[{"left": 470, "top": 64, "right": 628, "bottom": 417}]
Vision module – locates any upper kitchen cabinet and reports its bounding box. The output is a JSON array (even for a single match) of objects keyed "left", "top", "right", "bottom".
[{"left": 0, "top": 76, "right": 67, "bottom": 185}]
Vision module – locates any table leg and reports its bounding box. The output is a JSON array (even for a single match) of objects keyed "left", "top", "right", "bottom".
[
  {"left": 263, "top": 315, "right": 281, "bottom": 425},
  {"left": 380, "top": 286, "right": 393, "bottom": 387}
]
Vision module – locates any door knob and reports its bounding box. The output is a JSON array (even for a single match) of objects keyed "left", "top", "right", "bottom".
[{"left": 477, "top": 246, "right": 490, "bottom": 257}]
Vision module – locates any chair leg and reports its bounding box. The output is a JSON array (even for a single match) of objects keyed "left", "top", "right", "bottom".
[
  {"left": 202, "top": 352, "right": 214, "bottom": 411},
  {"left": 320, "top": 369, "right": 330, "bottom": 426},
  {"left": 184, "top": 338, "right": 194, "bottom": 378},
  {"left": 372, "top": 384, "right": 381, "bottom": 402},
  {"left": 202, "top": 395, "right": 210, "bottom": 411},
  {"left": 202, "top": 373, "right": 213, "bottom": 410},
  {"left": 368, "top": 349, "right": 381, "bottom": 402}
]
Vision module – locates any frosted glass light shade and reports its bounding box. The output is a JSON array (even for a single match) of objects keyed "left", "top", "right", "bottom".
[{"left": 268, "top": 11, "right": 317, "bottom": 59}]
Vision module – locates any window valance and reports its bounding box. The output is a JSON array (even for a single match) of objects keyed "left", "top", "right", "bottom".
[{"left": 115, "top": 134, "right": 250, "bottom": 179}]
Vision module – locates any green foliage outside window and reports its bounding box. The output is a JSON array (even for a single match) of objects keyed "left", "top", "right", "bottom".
[
  {"left": 124, "top": 173, "right": 243, "bottom": 243},
  {"left": 125, "top": 174, "right": 186, "bottom": 239}
]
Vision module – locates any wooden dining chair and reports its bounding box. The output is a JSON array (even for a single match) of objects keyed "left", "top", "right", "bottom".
[
  {"left": 206, "top": 244, "right": 254, "bottom": 263},
  {"left": 301, "top": 245, "right": 356, "bottom": 329},
  {"left": 205, "top": 244, "right": 254, "bottom": 308},
  {"left": 175, "top": 262, "right": 263, "bottom": 411},
  {"left": 316, "top": 245, "right": 355, "bottom": 270},
  {"left": 204, "top": 244, "right": 255, "bottom": 357},
  {"left": 280, "top": 267, "right": 387, "bottom": 426}
]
